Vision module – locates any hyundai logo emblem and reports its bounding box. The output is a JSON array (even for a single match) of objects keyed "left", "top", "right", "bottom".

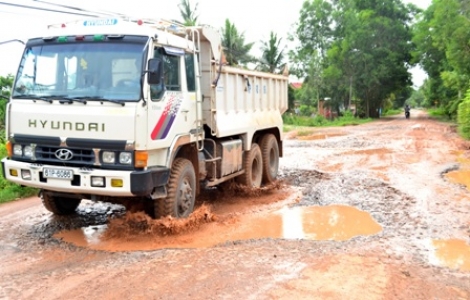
[{"left": 54, "top": 149, "right": 74, "bottom": 161}]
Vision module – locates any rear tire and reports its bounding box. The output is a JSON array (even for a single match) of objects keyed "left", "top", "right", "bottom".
[
  {"left": 259, "top": 134, "right": 279, "bottom": 184},
  {"left": 237, "top": 143, "right": 263, "bottom": 188},
  {"left": 154, "top": 158, "right": 196, "bottom": 219},
  {"left": 41, "top": 191, "right": 81, "bottom": 215}
]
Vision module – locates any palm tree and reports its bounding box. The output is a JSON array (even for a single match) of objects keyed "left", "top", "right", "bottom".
[
  {"left": 178, "top": 0, "right": 198, "bottom": 26},
  {"left": 258, "top": 31, "right": 285, "bottom": 73},
  {"left": 221, "top": 19, "right": 254, "bottom": 66}
]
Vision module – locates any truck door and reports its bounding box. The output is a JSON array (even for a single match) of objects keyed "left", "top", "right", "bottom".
[{"left": 147, "top": 46, "right": 197, "bottom": 155}]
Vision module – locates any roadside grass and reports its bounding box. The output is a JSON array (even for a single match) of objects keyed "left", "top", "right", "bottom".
[
  {"left": 283, "top": 112, "right": 372, "bottom": 132},
  {"left": 382, "top": 109, "right": 402, "bottom": 116},
  {"left": 427, "top": 108, "right": 454, "bottom": 123}
]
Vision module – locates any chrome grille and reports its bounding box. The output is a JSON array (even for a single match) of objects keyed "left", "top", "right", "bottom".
[{"left": 36, "top": 147, "right": 95, "bottom": 165}]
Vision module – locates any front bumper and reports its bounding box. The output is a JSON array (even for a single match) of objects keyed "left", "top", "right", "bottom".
[{"left": 1, "top": 158, "right": 169, "bottom": 197}]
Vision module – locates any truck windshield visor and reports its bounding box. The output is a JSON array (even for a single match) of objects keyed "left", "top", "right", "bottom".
[{"left": 12, "top": 42, "right": 146, "bottom": 102}]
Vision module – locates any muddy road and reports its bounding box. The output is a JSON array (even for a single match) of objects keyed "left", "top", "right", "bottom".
[{"left": 1, "top": 109, "right": 470, "bottom": 299}]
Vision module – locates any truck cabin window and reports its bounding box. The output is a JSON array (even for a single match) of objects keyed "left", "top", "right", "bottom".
[
  {"left": 12, "top": 42, "right": 145, "bottom": 102},
  {"left": 150, "top": 47, "right": 182, "bottom": 101}
]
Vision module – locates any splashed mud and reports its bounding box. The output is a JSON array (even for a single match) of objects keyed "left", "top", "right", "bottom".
[{"left": 54, "top": 204, "right": 381, "bottom": 252}]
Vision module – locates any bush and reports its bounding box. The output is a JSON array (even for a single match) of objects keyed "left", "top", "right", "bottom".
[{"left": 458, "top": 89, "right": 470, "bottom": 139}]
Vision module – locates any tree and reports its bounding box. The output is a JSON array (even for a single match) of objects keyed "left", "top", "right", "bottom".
[
  {"left": 257, "top": 32, "right": 285, "bottom": 73},
  {"left": 290, "top": 0, "right": 417, "bottom": 118},
  {"left": 178, "top": 0, "right": 198, "bottom": 26},
  {"left": 0, "top": 74, "right": 14, "bottom": 127},
  {"left": 220, "top": 19, "right": 254, "bottom": 66},
  {"left": 413, "top": 0, "right": 470, "bottom": 118}
]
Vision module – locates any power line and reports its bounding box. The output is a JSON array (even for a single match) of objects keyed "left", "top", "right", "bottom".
[
  {"left": 31, "top": 0, "right": 122, "bottom": 17},
  {"left": 0, "top": 1, "right": 100, "bottom": 17}
]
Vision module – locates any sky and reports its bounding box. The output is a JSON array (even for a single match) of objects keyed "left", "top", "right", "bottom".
[{"left": 0, "top": 0, "right": 431, "bottom": 86}]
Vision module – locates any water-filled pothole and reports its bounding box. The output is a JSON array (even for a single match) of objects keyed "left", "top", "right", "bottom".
[
  {"left": 446, "top": 170, "right": 470, "bottom": 191},
  {"left": 54, "top": 204, "right": 382, "bottom": 252},
  {"left": 432, "top": 239, "right": 470, "bottom": 271}
]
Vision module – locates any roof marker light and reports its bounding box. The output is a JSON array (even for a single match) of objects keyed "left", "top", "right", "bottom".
[
  {"left": 61, "top": 23, "right": 66, "bottom": 28},
  {"left": 137, "top": 20, "right": 143, "bottom": 25},
  {"left": 57, "top": 36, "right": 68, "bottom": 43},
  {"left": 75, "top": 36, "right": 85, "bottom": 41},
  {"left": 93, "top": 35, "right": 105, "bottom": 41}
]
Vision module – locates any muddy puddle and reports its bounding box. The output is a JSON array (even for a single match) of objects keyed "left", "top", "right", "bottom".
[
  {"left": 432, "top": 239, "right": 470, "bottom": 271},
  {"left": 446, "top": 170, "right": 470, "bottom": 191},
  {"left": 298, "top": 132, "right": 345, "bottom": 141},
  {"left": 54, "top": 204, "right": 382, "bottom": 252}
]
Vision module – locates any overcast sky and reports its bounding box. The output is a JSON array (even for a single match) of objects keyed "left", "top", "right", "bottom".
[{"left": 0, "top": 0, "right": 431, "bottom": 85}]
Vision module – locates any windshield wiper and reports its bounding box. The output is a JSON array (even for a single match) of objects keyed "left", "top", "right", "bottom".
[
  {"left": 58, "top": 97, "right": 87, "bottom": 105},
  {"left": 12, "top": 95, "right": 53, "bottom": 103},
  {"left": 96, "top": 97, "right": 126, "bottom": 106}
]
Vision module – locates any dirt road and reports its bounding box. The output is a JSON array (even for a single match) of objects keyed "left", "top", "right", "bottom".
[{"left": 1, "top": 110, "right": 470, "bottom": 299}]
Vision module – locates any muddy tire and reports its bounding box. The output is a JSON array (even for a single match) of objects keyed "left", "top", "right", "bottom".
[
  {"left": 260, "top": 134, "right": 279, "bottom": 184},
  {"left": 155, "top": 158, "right": 196, "bottom": 219},
  {"left": 41, "top": 192, "right": 81, "bottom": 215},
  {"left": 237, "top": 143, "right": 263, "bottom": 188}
]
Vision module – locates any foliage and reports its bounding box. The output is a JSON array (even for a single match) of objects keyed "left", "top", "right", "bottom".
[
  {"left": 289, "top": 0, "right": 418, "bottom": 118},
  {"left": 382, "top": 109, "right": 401, "bottom": 116},
  {"left": 257, "top": 32, "right": 285, "bottom": 73},
  {"left": 220, "top": 19, "right": 254, "bottom": 66},
  {"left": 283, "top": 111, "right": 371, "bottom": 128},
  {"left": 0, "top": 74, "right": 13, "bottom": 127},
  {"left": 457, "top": 88, "right": 470, "bottom": 139},
  {"left": 178, "top": 0, "right": 198, "bottom": 26},
  {"left": 413, "top": 0, "right": 470, "bottom": 118}
]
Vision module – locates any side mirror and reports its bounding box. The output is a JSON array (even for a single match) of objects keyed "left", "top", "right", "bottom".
[{"left": 147, "top": 58, "right": 163, "bottom": 85}]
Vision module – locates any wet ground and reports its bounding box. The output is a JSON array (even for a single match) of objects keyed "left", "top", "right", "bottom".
[{"left": 1, "top": 109, "right": 470, "bottom": 299}]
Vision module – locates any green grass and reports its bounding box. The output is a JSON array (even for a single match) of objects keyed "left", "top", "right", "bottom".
[
  {"left": 283, "top": 112, "right": 372, "bottom": 131},
  {"left": 0, "top": 185, "right": 37, "bottom": 204},
  {"left": 427, "top": 108, "right": 455, "bottom": 123},
  {"left": 382, "top": 109, "right": 402, "bottom": 116}
]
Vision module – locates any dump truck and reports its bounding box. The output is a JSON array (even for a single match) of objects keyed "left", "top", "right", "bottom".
[{"left": 1, "top": 17, "right": 288, "bottom": 218}]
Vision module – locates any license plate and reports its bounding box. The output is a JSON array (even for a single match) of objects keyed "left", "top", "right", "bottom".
[{"left": 43, "top": 168, "right": 74, "bottom": 180}]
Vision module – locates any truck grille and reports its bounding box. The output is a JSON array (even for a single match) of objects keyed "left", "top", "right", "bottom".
[{"left": 36, "top": 146, "right": 95, "bottom": 165}]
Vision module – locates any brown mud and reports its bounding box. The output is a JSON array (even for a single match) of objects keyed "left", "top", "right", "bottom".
[{"left": 2, "top": 110, "right": 470, "bottom": 299}]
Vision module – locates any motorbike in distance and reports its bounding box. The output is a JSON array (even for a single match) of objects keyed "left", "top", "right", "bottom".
[{"left": 405, "top": 105, "right": 410, "bottom": 119}]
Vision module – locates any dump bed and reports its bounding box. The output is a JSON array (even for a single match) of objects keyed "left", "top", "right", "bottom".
[{"left": 194, "top": 27, "right": 289, "bottom": 138}]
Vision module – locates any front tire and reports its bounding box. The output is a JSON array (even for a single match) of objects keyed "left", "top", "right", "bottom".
[
  {"left": 155, "top": 158, "right": 196, "bottom": 219},
  {"left": 41, "top": 191, "right": 81, "bottom": 215},
  {"left": 237, "top": 143, "right": 263, "bottom": 188},
  {"left": 259, "top": 134, "right": 279, "bottom": 184}
]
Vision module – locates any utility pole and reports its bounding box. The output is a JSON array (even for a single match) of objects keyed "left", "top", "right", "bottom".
[{"left": 349, "top": 75, "right": 352, "bottom": 111}]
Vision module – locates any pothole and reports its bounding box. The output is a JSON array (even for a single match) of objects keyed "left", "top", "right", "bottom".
[{"left": 53, "top": 204, "right": 382, "bottom": 252}]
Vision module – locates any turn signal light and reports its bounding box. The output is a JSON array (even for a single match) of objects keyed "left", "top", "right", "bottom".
[
  {"left": 5, "top": 141, "right": 12, "bottom": 158},
  {"left": 134, "top": 151, "right": 148, "bottom": 168}
]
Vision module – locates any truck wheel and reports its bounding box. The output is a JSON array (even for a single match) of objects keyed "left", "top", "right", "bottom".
[
  {"left": 260, "top": 134, "right": 279, "bottom": 184},
  {"left": 155, "top": 158, "right": 196, "bottom": 219},
  {"left": 41, "top": 192, "right": 81, "bottom": 215},
  {"left": 237, "top": 143, "right": 263, "bottom": 188}
]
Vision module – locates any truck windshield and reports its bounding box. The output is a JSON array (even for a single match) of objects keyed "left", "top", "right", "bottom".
[{"left": 12, "top": 42, "right": 145, "bottom": 102}]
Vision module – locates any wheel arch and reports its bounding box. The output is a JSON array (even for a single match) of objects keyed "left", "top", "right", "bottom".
[
  {"left": 167, "top": 135, "right": 200, "bottom": 195},
  {"left": 252, "top": 127, "right": 283, "bottom": 157}
]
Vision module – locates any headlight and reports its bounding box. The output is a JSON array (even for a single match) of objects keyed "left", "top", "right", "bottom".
[
  {"left": 23, "top": 146, "right": 33, "bottom": 158},
  {"left": 13, "top": 144, "right": 22, "bottom": 156},
  {"left": 119, "top": 152, "right": 132, "bottom": 164},
  {"left": 102, "top": 151, "right": 115, "bottom": 164}
]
